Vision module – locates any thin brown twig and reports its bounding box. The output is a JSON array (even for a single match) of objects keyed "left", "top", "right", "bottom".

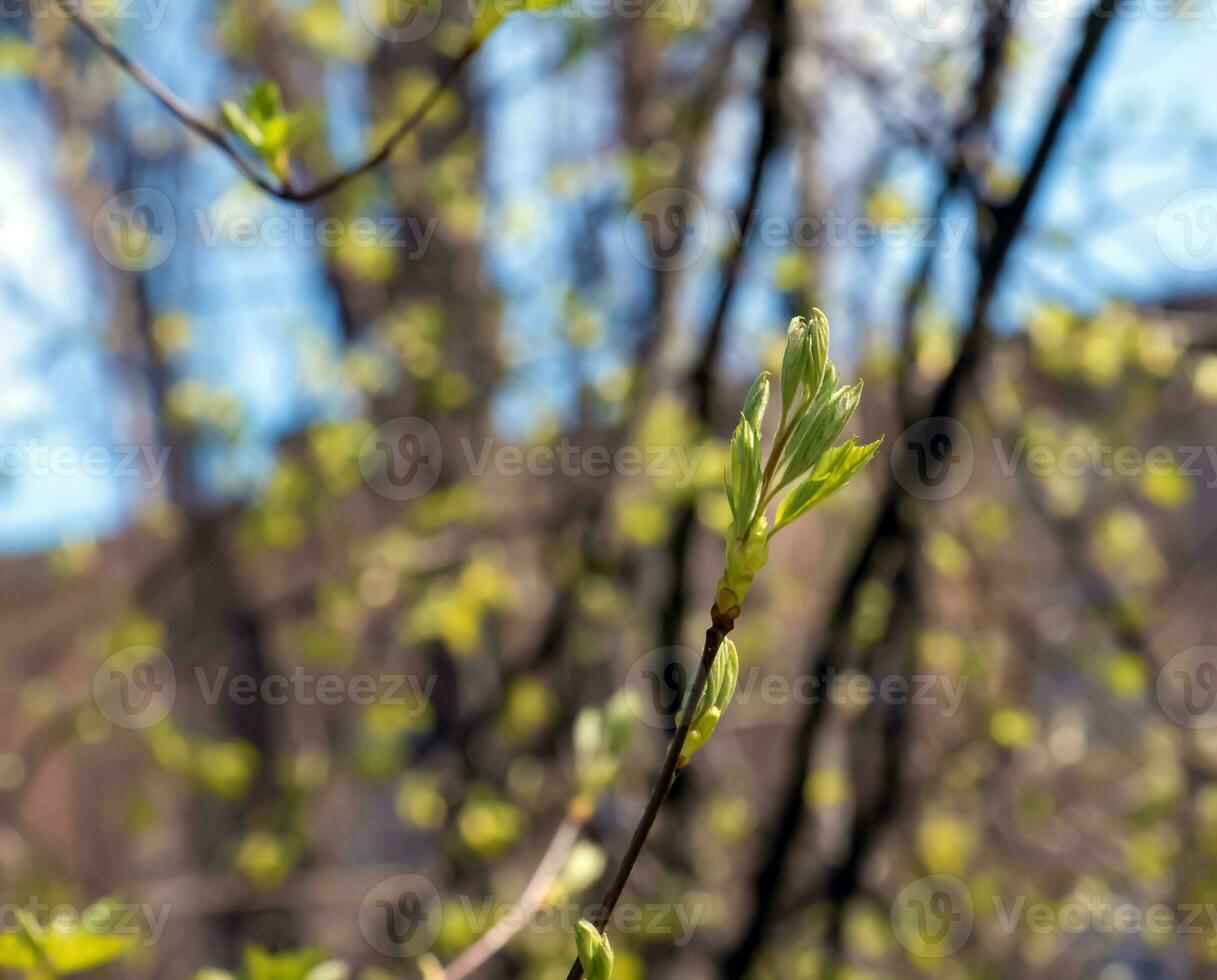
[
  {"left": 46, "top": 0, "right": 475, "bottom": 203},
  {"left": 563, "top": 607, "right": 735, "bottom": 980}
]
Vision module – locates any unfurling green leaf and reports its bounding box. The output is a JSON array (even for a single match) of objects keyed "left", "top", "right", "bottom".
[
  {"left": 778, "top": 310, "right": 831, "bottom": 416},
  {"left": 221, "top": 101, "right": 262, "bottom": 150},
  {"left": 772, "top": 437, "right": 883, "bottom": 532},
  {"left": 220, "top": 81, "right": 312, "bottom": 183},
  {"left": 575, "top": 920, "right": 614, "bottom": 980},
  {"left": 779, "top": 319, "right": 808, "bottom": 418},
  {"left": 712, "top": 638, "right": 740, "bottom": 714},
  {"left": 728, "top": 417, "right": 762, "bottom": 538},
  {"left": 247, "top": 80, "right": 285, "bottom": 121},
  {"left": 741, "top": 371, "right": 770, "bottom": 434},
  {"left": 815, "top": 358, "right": 838, "bottom": 404},
  {"left": 683, "top": 706, "right": 721, "bottom": 758},
  {"left": 682, "top": 638, "right": 739, "bottom": 763},
  {"left": 0, "top": 905, "right": 140, "bottom": 978},
  {"left": 777, "top": 380, "right": 863, "bottom": 489},
  {"left": 804, "top": 307, "right": 829, "bottom": 397}
]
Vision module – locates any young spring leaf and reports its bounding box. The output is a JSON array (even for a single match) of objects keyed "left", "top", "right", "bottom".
[
  {"left": 0, "top": 905, "right": 140, "bottom": 978},
  {"left": 741, "top": 371, "right": 770, "bottom": 434},
  {"left": 683, "top": 706, "right": 721, "bottom": 758},
  {"left": 683, "top": 638, "right": 738, "bottom": 762},
  {"left": 0, "top": 911, "right": 44, "bottom": 974},
  {"left": 575, "top": 920, "right": 614, "bottom": 980},
  {"left": 691, "top": 637, "right": 729, "bottom": 720},
  {"left": 220, "top": 100, "right": 265, "bottom": 151},
  {"left": 575, "top": 920, "right": 597, "bottom": 970},
  {"left": 804, "top": 308, "right": 829, "bottom": 397},
  {"left": 220, "top": 81, "right": 311, "bottom": 183},
  {"left": 809, "top": 436, "right": 883, "bottom": 502},
  {"left": 777, "top": 380, "right": 862, "bottom": 488},
  {"left": 772, "top": 437, "right": 882, "bottom": 533},
  {"left": 813, "top": 358, "right": 837, "bottom": 406},
  {"left": 691, "top": 637, "right": 738, "bottom": 720},
  {"left": 779, "top": 319, "right": 808, "bottom": 418},
  {"left": 221, "top": 81, "right": 285, "bottom": 150},
  {"left": 729, "top": 417, "right": 762, "bottom": 538},
  {"left": 712, "top": 637, "right": 740, "bottom": 714}
]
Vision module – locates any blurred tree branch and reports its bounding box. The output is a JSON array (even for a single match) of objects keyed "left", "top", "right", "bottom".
[
  {"left": 440, "top": 810, "right": 586, "bottom": 979},
  {"left": 46, "top": 0, "right": 474, "bottom": 202}
]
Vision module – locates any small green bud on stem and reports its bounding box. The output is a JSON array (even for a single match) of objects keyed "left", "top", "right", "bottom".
[
  {"left": 679, "top": 637, "right": 739, "bottom": 766},
  {"left": 576, "top": 920, "right": 614, "bottom": 980}
]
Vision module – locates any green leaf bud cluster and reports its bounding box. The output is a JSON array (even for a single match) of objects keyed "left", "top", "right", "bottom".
[{"left": 718, "top": 310, "right": 882, "bottom": 616}]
